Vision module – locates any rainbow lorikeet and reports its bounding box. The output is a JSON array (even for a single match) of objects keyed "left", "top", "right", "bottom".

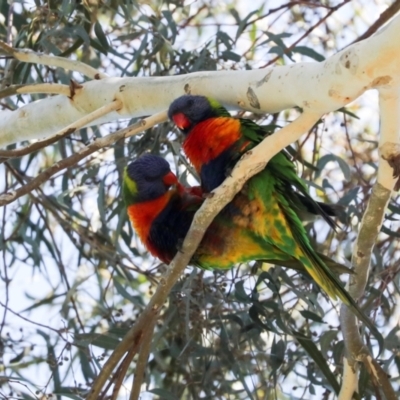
[
  {"left": 123, "top": 155, "right": 382, "bottom": 346},
  {"left": 123, "top": 154, "right": 352, "bottom": 274},
  {"left": 167, "top": 95, "right": 372, "bottom": 325},
  {"left": 168, "top": 95, "right": 341, "bottom": 226}
]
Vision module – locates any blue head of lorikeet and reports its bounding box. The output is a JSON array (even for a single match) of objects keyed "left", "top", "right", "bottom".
[{"left": 123, "top": 154, "right": 197, "bottom": 264}]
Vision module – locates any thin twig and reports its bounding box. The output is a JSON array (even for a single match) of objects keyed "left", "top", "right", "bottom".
[
  {"left": 28, "top": 186, "right": 152, "bottom": 280},
  {"left": 0, "top": 83, "right": 71, "bottom": 99},
  {"left": 129, "top": 319, "right": 157, "bottom": 400},
  {"left": 4, "top": 163, "right": 87, "bottom": 334},
  {"left": 0, "top": 110, "right": 167, "bottom": 206},
  {"left": 0, "top": 41, "right": 109, "bottom": 80},
  {"left": 349, "top": 0, "right": 400, "bottom": 45},
  {"left": 109, "top": 344, "right": 141, "bottom": 400},
  {"left": 244, "top": 0, "right": 331, "bottom": 30},
  {"left": 261, "top": 0, "right": 351, "bottom": 68},
  {"left": 0, "top": 173, "right": 9, "bottom": 339},
  {"left": 0, "top": 300, "right": 67, "bottom": 337}
]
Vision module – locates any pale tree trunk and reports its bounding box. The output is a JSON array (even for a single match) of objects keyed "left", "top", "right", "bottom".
[{"left": 1, "top": 12, "right": 400, "bottom": 400}]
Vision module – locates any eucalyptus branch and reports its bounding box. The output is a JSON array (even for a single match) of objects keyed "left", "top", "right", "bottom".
[
  {"left": 339, "top": 88, "right": 400, "bottom": 399},
  {"left": 1, "top": 59, "right": 18, "bottom": 90},
  {"left": 0, "top": 110, "right": 167, "bottom": 207},
  {"left": 339, "top": 359, "right": 358, "bottom": 400},
  {"left": 110, "top": 344, "right": 141, "bottom": 400},
  {"left": 340, "top": 352, "right": 398, "bottom": 400},
  {"left": 129, "top": 319, "right": 157, "bottom": 400},
  {"left": 0, "top": 41, "right": 109, "bottom": 80},
  {"left": 0, "top": 83, "right": 70, "bottom": 99},
  {"left": 86, "top": 110, "right": 321, "bottom": 400},
  {"left": 0, "top": 99, "right": 123, "bottom": 160},
  {"left": 2, "top": 13, "right": 400, "bottom": 147}
]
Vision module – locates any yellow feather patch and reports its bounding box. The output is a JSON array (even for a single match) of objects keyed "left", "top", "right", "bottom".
[{"left": 124, "top": 168, "right": 138, "bottom": 194}]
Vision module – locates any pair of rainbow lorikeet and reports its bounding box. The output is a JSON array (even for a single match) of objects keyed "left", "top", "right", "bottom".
[{"left": 123, "top": 95, "right": 376, "bottom": 333}]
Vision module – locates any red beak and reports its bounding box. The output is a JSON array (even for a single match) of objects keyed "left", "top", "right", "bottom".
[
  {"left": 163, "top": 171, "right": 178, "bottom": 187},
  {"left": 172, "top": 113, "right": 190, "bottom": 130}
]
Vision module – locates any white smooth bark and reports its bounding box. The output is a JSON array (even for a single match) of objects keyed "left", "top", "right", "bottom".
[
  {"left": 1, "top": 14, "right": 400, "bottom": 148},
  {"left": 338, "top": 74, "right": 400, "bottom": 400}
]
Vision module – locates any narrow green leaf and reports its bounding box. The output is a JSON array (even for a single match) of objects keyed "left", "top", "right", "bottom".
[
  {"left": 270, "top": 338, "right": 285, "bottom": 371},
  {"left": 10, "top": 349, "right": 27, "bottom": 364},
  {"left": 78, "top": 347, "right": 96, "bottom": 381},
  {"left": 332, "top": 340, "right": 344, "bottom": 365},
  {"left": 264, "top": 31, "right": 292, "bottom": 47},
  {"left": 319, "top": 330, "right": 339, "bottom": 358},
  {"left": 381, "top": 225, "right": 400, "bottom": 238},
  {"left": 337, "top": 107, "right": 360, "bottom": 119},
  {"left": 294, "top": 331, "right": 340, "bottom": 394},
  {"left": 22, "top": 292, "right": 65, "bottom": 313},
  {"left": 148, "top": 388, "right": 178, "bottom": 400},
  {"left": 234, "top": 281, "right": 251, "bottom": 303},
  {"left": 94, "top": 21, "right": 109, "bottom": 50},
  {"left": 74, "top": 333, "right": 120, "bottom": 350},
  {"left": 113, "top": 278, "right": 144, "bottom": 306},
  {"left": 221, "top": 50, "right": 241, "bottom": 62},
  {"left": 338, "top": 186, "right": 360, "bottom": 205},
  {"left": 162, "top": 10, "right": 177, "bottom": 42},
  {"left": 255, "top": 270, "right": 281, "bottom": 294},
  {"left": 89, "top": 37, "right": 108, "bottom": 55},
  {"left": 97, "top": 179, "right": 107, "bottom": 226},
  {"left": 300, "top": 310, "right": 325, "bottom": 323},
  {"left": 217, "top": 31, "right": 233, "bottom": 49},
  {"left": 235, "top": 10, "right": 258, "bottom": 41},
  {"left": 316, "top": 154, "right": 351, "bottom": 181},
  {"left": 292, "top": 46, "right": 325, "bottom": 61}
]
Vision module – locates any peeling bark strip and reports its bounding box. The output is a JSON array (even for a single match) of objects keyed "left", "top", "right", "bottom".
[
  {"left": 68, "top": 79, "right": 83, "bottom": 99},
  {"left": 2, "top": 13, "right": 400, "bottom": 147},
  {"left": 380, "top": 142, "right": 400, "bottom": 190},
  {"left": 255, "top": 70, "right": 272, "bottom": 88},
  {"left": 382, "top": 153, "right": 400, "bottom": 190},
  {"left": 246, "top": 87, "right": 261, "bottom": 109}
]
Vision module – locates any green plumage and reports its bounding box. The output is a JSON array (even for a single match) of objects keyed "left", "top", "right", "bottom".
[{"left": 168, "top": 95, "right": 382, "bottom": 348}]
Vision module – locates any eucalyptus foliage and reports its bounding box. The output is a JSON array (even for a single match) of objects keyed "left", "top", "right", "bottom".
[{"left": 0, "top": 1, "right": 399, "bottom": 399}]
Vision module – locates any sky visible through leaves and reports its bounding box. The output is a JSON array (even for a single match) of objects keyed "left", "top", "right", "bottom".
[{"left": 1, "top": 0, "right": 399, "bottom": 399}]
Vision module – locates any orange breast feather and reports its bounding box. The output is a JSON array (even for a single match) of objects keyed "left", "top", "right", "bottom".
[
  {"left": 127, "top": 191, "right": 174, "bottom": 259},
  {"left": 183, "top": 117, "right": 241, "bottom": 172}
]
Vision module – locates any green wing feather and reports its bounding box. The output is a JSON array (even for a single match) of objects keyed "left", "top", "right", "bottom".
[
  {"left": 239, "top": 118, "right": 339, "bottom": 229},
  {"left": 209, "top": 106, "right": 381, "bottom": 349},
  {"left": 248, "top": 168, "right": 382, "bottom": 349}
]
